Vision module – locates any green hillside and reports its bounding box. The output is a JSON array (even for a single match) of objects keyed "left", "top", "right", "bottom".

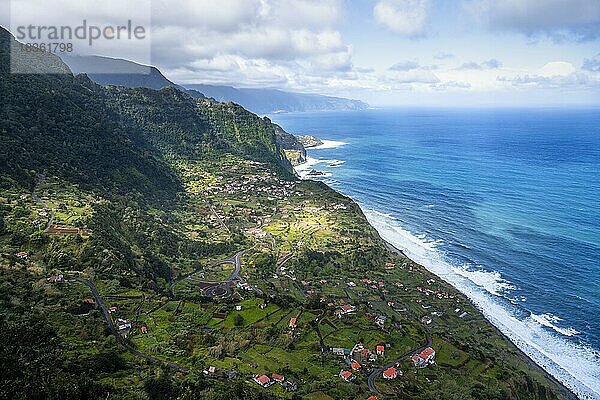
[{"left": 0, "top": 27, "right": 573, "bottom": 400}]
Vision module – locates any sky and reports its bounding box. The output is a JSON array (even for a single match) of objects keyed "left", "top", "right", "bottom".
[{"left": 2, "top": 0, "right": 599, "bottom": 106}]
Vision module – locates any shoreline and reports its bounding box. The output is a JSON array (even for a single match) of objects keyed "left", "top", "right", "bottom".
[
  {"left": 383, "top": 239, "right": 578, "bottom": 400},
  {"left": 292, "top": 154, "right": 580, "bottom": 400}
]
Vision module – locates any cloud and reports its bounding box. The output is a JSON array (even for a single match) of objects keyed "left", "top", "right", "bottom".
[
  {"left": 374, "top": 0, "right": 430, "bottom": 37},
  {"left": 582, "top": 54, "right": 600, "bottom": 72},
  {"left": 389, "top": 61, "right": 438, "bottom": 71},
  {"left": 464, "top": 0, "right": 600, "bottom": 42},
  {"left": 389, "top": 61, "right": 420, "bottom": 71},
  {"left": 455, "top": 58, "right": 502, "bottom": 70},
  {"left": 433, "top": 81, "right": 472, "bottom": 90},
  {"left": 434, "top": 52, "right": 455, "bottom": 60},
  {"left": 144, "top": 0, "right": 358, "bottom": 91},
  {"left": 497, "top": 61, "right": 600, "bottom": 89},
  {"left": 383, "top": 69, "right": 440, "bottom": 85}
]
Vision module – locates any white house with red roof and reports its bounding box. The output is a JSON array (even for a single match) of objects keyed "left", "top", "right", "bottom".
[
  {"left": 376, "top": 345, "right": 385, "bottom": 356},
  {"left": 412, "top": 347, "right": 436, "bottom": 368},
  {"left": 339, "top": 370, "right": 355, "bottom": 382},
  {"left": 253, "top": 374, "right": 274, "bottom": 387},
  {"left": 383, "top": 367, "right": 399, "bottom": 380}
]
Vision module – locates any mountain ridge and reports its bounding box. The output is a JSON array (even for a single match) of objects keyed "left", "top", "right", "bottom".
[{"left": 58, "top": 54, "right": 368, "bottom": 114}]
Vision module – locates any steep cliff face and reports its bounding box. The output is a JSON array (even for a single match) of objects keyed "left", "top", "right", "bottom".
[{"left": 272, "top": 123, "right": 307, "bottom": 166}]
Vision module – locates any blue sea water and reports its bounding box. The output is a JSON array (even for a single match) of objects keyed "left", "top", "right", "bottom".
[{"left": 270, "top": 108, "right": 600, "bottom": 399}]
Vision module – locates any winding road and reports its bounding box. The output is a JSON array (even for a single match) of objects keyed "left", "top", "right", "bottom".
[
  {"left": 169, "top": 248, "right": 249, "bottom": 299},
  {"left": 72, "top": 276, "right": 190, "bottom": 373}
]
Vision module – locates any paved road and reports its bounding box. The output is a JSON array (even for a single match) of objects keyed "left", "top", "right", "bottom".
[
  {"left": 169, "top": 248, "right": 249, "bottom": 299},
  {"left": 367, "top": 333, "right": 432, "bottom": 393},
  {"left": 72, "top": 276, "right": 190, "bottom": 373}
]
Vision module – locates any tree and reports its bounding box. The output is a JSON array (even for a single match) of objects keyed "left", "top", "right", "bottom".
[{"left": 233, "top": 314, "right": 244, "bottom": 327}]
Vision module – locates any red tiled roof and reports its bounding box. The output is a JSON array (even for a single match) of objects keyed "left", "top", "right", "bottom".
[
  {"left": 271, "top": 373, "right": 284, "bottom": 381},
  {"left": 351, "top": 361, "right": 361, "bottom": 370},
  {"left": 376, "top": 345, "right": 385, "bottom": 352},
  {"left": 256, "top": 375, "right": 270, "bottom": 384},
  {"left": 340, "top": 370, "right": 353, "bottom": 379},
  {"left": 383, "top": 367, "right": 397, "bottom": 378},
  {"left": 411, "top": 355, "right": 421, "bottom": 362},
  {"left": 420, "top": 347, "right": 435, "bottom": 359},
  {"left": 341, "top": 305, "right": 354, "bottom": 311}
]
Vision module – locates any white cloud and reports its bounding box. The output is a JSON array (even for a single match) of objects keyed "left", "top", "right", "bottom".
[
  {"left": 582, "top": 55, "right": 600, "bottom": 72},
  {"left": 538, "top": 61, "right": 576, "bottom": 77},
  {"left": 455, "top": 59, "right": 502, "bottom": 70},
  {"left": 497, "top": 61, "right": 600, "bottom": 89},
  {"left": 374, "top": 0, "right": 430, "bottom": 37},
  {"left": 464, "top": 0, "right": 600, "bottom": 41}
]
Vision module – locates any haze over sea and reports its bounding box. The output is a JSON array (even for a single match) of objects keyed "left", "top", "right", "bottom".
[{"left": 271, "top": 108, "right": 600, "bottom": 399}]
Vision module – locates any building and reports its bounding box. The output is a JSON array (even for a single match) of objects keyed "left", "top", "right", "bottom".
[
  {"left": 47, "top": 274, "right": 64, "bottom": 283},
  {"left": 289, "top": 317, "right": 297, "bottom": 328},
  {"left": 331, "top": 347, "right": 346, "bottom": 356},
  {"left": 141, "top": 326, "right": 148, "bottom": 334},
  {"left": 281, "top": 380, "right": 297, "bottom": 391},
  {"left": 83, "top": 298, "right": 96, "bottom": 305},
  {"left": 235, "top": 305, "right": 242, "bottom": 311},
  {"left": 271, "top": 373, "right": 284, "bottom": 383},
  {"left": 350, "top": 361, "right": 361, "bottom": 371},
  {"left": 383, "top": 367, "right": 399, "bottom": 380},
  {"left": 376, "top": 345, "right": 385, "bottom": 356},
  {"left": 16, "top": 251, "right": 29, "bottom": 259},
  {"left": 412, "top": 347, "right": 436, "bottom": 368},
  {"left": 253, "top": 374, "right": 273, "bottom": 387},
  {"left": 339, "top": 370, "right": 355, "bottom": 382}
]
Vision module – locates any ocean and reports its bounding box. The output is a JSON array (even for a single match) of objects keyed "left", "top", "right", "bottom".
[{"left": 270, "top": 108, "right": 600, "bottom": 399}]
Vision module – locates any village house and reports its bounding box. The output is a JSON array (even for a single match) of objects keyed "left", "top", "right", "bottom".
[
  {"left": 412, "top": 347, "right": 436, "bottom": 368},
  {"left": 116, "top": 318, "right": 132, "bottom": 331},
  {"left": 47, "top": 274, "right": 64, "bottom": 283},
  {"left": 385, "top": 262, "right": 396, "bottom": 269},
  {"left": 141, "top": 325, "right": 148, "bottom": 334},
  {"left": 339, "top": 370, "right": 355, "bottom": 382},
  {"left": 350, "top": 361, "right": 361, "bottom": 371},
  {"left": 335, "top": 304, "right": 356, "bottom": 318},
  {"left": 383, "top": 367, "right": 400, "bottom": 380},
  {"left": 253, "top": 374, "right": 274, "bottom": 388},
  {"left": 376, "top": 345, "right": 385, "bottom": 356},
  {"left": 375, "top": 315, "right": 386, "bottom": 327},
  {"left": 271, "top": 373, "right": 284, "bottom": 383},
  {"left": 82, "top": 298, "right": 96, "bottom": 305},
  {"left": 289, "top": 317, "right": 297, "bottom": 329},
  {"left": 16, "top": 251, "right": 29, "bottom": 260},
  {"left": 332, "top": 347, "right": 349, "bottom": 356},
  {"left": 235, "top": 305, "right": 242, "bottom": 311},
  {"left": 281, "top": 380, "right": 297, "bottom": 391},
  {"left": 108, "top": 306, "right": 117, "bottom": 313}
]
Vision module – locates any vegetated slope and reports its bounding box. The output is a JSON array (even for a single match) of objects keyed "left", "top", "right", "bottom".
[{"left": 0, "top": 27, "right": 292, "bottom": 198}]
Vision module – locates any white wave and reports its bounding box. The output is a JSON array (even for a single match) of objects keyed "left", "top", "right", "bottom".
[
  {"left": 531, "top": 313, "right": 581, "bottom": 337},
  {"left": 311, "top": 140, "right": 348, "bottom": 149},
  {"left": 328, "top": 159, "right": 346, "bottom": 167},
  {"left": 362, "top": 208, "right": 600, "bottom": 400},
  {"left": 452, "top": 265, "right": 515, "bottom": 297}
]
